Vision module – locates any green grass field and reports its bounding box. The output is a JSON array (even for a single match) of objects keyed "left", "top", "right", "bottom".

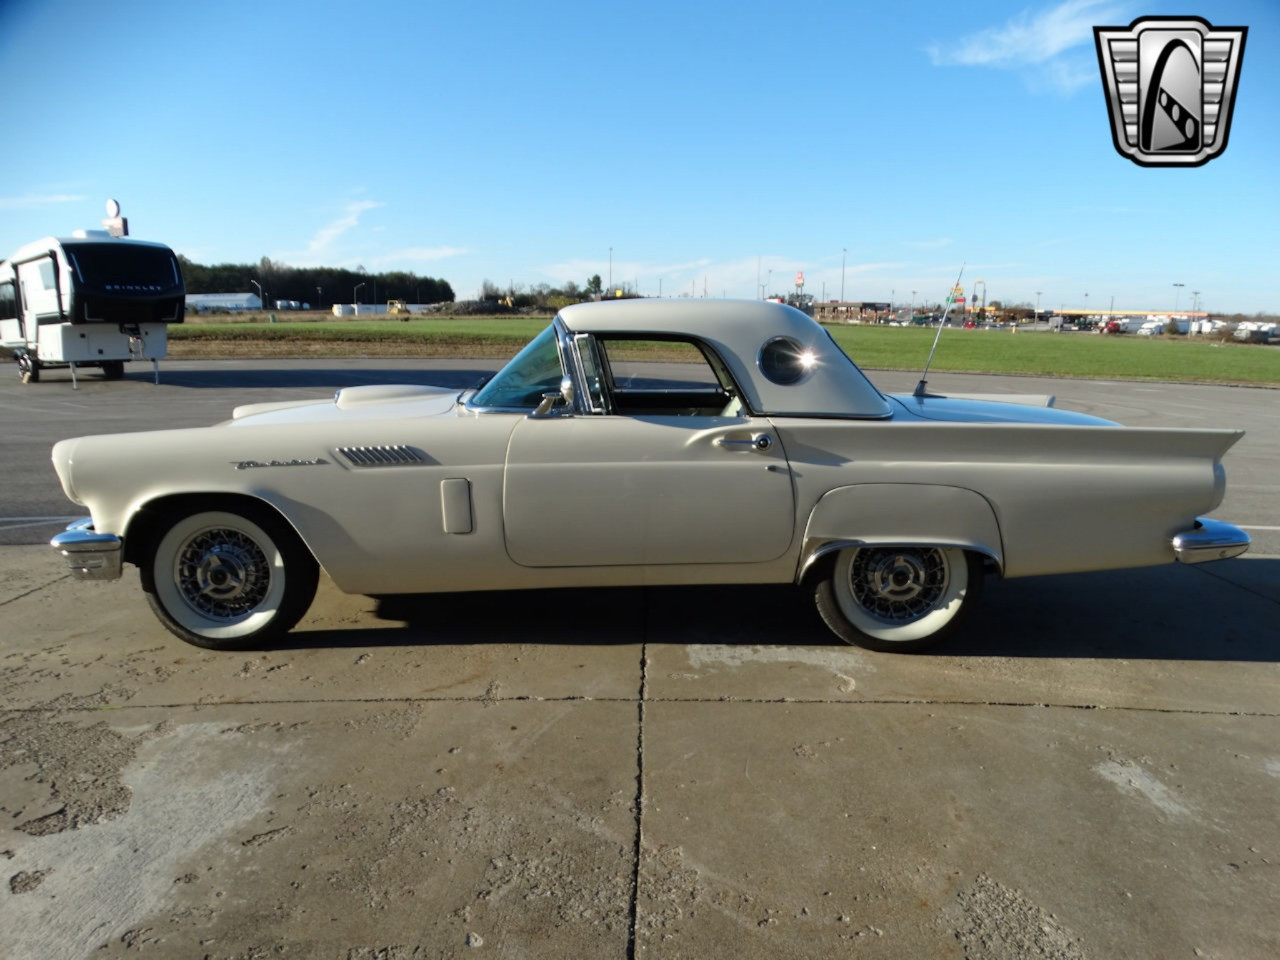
[
  {"left": 164, "top": 316, "right": 1280, "bottom": 385},
  {"left": 825, "top": 325, "right": 1279, "bottom": 384}
]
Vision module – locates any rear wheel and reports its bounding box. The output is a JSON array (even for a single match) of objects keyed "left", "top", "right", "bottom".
[
  {"left": 814, "top": 545, "right": 982, "bottom": 652},
  {"left": 143, "top": 507, "right": 318, "bottom": 649},
  {"left": 101, "top": 360, "right": 125, "bottom": 380},
  {"left": 18, "top": 354, "right": 39, "bottom": 383}
]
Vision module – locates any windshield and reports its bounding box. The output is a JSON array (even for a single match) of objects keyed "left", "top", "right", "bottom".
[
  {"left": 470, "top": 324, "right": 564, "bottom": 409},
  {"left": 64, "top": 242, "right": 183, "bottom": 295}
]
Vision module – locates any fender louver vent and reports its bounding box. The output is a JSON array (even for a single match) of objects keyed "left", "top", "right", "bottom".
[{"left": 338, "top": 445, "right": 428, "bottom": 467}]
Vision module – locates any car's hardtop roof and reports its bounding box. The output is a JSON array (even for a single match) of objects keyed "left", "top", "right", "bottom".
[
  {"left": 556, "top": 298, "right": 892, "bottom": 419},
  {"left": 559, "top": 297, "right": 815, "bottom": 339}
]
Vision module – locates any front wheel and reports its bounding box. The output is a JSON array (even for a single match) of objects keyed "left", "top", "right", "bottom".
[
  {"left": 813, "top": 545, "right": 983, "bottom": 652},
  {"left": 143, "top": 507, "right": 318, "bottom": 649}
]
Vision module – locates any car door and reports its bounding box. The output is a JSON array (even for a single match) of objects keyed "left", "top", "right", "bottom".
[{"left": 502, "top": 413, "right": 795, "bottom": 568}]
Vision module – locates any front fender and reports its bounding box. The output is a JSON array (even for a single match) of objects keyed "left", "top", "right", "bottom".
[{"left": 797, "top": 483, "right": 1004, "bottom": 582}]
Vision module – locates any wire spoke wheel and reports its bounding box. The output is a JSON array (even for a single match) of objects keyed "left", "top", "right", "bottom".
[
  {"left": 175, "top": 527, "right": 273, "bottom": 622},
  {"left": 814, "top": 545, "right": 982, "bottom": 652},
  {"left": 145, "top": 507, "right": 317, "bottom": 649},
  {"left": 848, "top": 548, "right": 950, "bottom": 624}
]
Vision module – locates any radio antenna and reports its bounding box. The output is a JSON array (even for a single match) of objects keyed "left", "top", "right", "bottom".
[{"left": 913, "top": 261, "right": 966, "bottom": 398}]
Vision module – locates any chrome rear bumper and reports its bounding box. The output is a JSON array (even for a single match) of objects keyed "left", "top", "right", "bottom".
[
  {"left": 51, "top": 518, "right": 124, "bottom": 581},
  {"left": 1172, "top": 517, "right": 1251, "bottom": 564}
]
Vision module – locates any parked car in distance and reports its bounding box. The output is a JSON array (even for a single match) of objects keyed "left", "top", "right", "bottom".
[{"left": 50, "top": 299, "right": 1250, "bottom": 652}]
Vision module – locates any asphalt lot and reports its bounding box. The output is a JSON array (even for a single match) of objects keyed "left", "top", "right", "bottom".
[{"left": 1, "top": 358, "right": 1277, "bottom": 959}]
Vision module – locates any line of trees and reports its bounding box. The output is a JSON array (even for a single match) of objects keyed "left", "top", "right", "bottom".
[{"left": 178, "top": 256, "right": 454, "bottom": 307}]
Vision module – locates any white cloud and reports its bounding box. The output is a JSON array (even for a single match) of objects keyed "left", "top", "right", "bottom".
[
  {"left": 0, "top": 193, "right": 86, "bottom": 210},
  {"left": 274, "top": 199, "right": 384, "bottom": 265},
  {"left": 542, "top": 256, "right": 714, "bottom": 289},
  {"left": 304, "top": 200, "right": 383, "bottom": 257},
  {"left": 927, "top": 0, "right": 1130, "bottom": 93}
]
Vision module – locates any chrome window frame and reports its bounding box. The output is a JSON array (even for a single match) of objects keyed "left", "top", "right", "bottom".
[
  {"left": 464, "top": 317, "right": 579, "bottom": 415},
  {"left": 467, "top": 317, "right": 757, "bottom": 419}
]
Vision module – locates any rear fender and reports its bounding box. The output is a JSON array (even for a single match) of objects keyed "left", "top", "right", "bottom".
[{"left": 797, "top": 484, "right": 1004, "bottom": 583}]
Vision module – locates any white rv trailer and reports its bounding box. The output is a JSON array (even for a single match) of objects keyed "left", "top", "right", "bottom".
[{"left": 0, "top": 232, "right": 185, "bottom": 386}]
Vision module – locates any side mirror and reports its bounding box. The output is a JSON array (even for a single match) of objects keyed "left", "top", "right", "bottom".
[{"left": 530, "top": 378, "right": 577, "bottom": 419}]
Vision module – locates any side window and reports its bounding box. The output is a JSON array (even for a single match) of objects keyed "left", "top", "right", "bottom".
[
  {"left": 596, "top": 337, "right": 743, "bottom": 417},
  {"left": 571, "top": 334, "right": 610, "bottom": 414},
  {"left": 37, "top": 260, "right": 57, "bottom": 291},
  {"left": 758, "top": 337, "right": 814, "bottom": 385},
  {"left": 0, "top": 281, "right": 15, "bottom": 321}
]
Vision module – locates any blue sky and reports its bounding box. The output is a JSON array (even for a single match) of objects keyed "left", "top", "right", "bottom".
[{"left": 1, "top": 0, "right": 1275, "bottom": 313}]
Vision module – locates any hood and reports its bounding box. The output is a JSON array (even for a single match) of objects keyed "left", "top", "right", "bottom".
[
  {"left": 888, "top": 393, "right": 1118, "bottom": 427},
  {"left": 230, "top": 385, "right": 463, "bottom": 426}
]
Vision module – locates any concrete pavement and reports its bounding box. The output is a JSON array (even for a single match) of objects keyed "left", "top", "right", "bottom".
[{"left": 2, "top": 544, "right": 1277, "bottom": 959}]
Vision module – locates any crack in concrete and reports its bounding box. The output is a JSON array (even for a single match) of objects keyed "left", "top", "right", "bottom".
[{"left": 0, "top": 574, "right": 71, "bottom": 606}]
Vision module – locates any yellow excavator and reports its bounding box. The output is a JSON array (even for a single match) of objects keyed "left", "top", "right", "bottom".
[{"left": 387, "top": 299, "right": 411, "bottom": 321}]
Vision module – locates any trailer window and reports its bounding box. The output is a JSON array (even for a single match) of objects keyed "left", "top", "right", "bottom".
[
  {"left": 37, "top": 260, "right": 57, "bottom": 291},
  {"left": 0, "top": 281, "right": 15, "bottom": 320}
]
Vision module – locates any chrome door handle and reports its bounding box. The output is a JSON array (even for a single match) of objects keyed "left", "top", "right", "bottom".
[{"left": 715, "top": 434, "right": 772, "bottom": 451}]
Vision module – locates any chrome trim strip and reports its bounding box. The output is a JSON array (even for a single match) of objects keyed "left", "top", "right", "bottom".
[
  {"left": 50, "top": 518, "right": 124, "bottom": 581},
  {"left": 1171, "top": 517, "right": 1251, "bottom": 564}
]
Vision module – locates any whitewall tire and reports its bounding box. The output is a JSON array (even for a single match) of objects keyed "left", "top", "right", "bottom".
[
  {"left": 814, "top": 545, "right": 982, "bottom": 652},
  {"left": 144, "top": 508, "right": 318, "bottom": 649}
]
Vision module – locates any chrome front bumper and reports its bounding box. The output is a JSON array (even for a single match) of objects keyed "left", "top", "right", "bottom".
[
  {"left": 1172, "top": 517, "right": 1251, "bottom": 564},
  {"left": 51, "top": 518, "right": 124, "bottom": 581}
]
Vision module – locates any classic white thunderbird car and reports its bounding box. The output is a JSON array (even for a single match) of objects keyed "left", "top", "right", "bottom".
[{"left": 50, "top": 299, "right": 1250, "bottom": 651}]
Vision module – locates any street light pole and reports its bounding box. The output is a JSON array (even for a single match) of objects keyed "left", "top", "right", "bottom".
[
  {"left": 316, "top": 286, "right": 322, "bottom": 309},
  {"left": 840, "top": 248, "right": 847, "bottom": 302},
  {"left": 1173, "top": 282, "right": 1184, "bottom": 313},
  {"left": 249, "top": 279, "right": 263, "bottom": 309},
  {"left": 1035, "top": 291, "right": 1042, "bottom": 324},
  {"left": 354, "top": 282, "right": 365, "bottom": 305}
]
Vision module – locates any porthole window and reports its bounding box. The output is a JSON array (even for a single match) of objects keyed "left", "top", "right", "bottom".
[{"left": 758, "top": 337, "right": 814, "bottom": 385}]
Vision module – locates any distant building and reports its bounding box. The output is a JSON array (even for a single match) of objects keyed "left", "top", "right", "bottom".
[
  {"left": 814, "top": 301, "right": 892, "bottom": 323},
  {"left": 185, "top": 292, "right": 261, "bottom": 312}
]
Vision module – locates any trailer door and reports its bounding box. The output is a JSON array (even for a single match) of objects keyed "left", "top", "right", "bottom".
[{"left": 0, "top": 278, "right": 22, "bottom": 347}]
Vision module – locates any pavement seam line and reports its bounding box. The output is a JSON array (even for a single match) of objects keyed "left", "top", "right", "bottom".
[
  {"left": 7, "top": 695, "right": 1275, "bottom": 718},
  {"left": 1191, "top": 562, "right": 1280, "bottom": 605},
  {"left": 626, "top": 638, "right": 649, "bottom": 960}
]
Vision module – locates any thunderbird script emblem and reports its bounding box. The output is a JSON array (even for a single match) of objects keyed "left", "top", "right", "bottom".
[{"left": 1094, "top": 16, "right": 1247, "bottom": 167}]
